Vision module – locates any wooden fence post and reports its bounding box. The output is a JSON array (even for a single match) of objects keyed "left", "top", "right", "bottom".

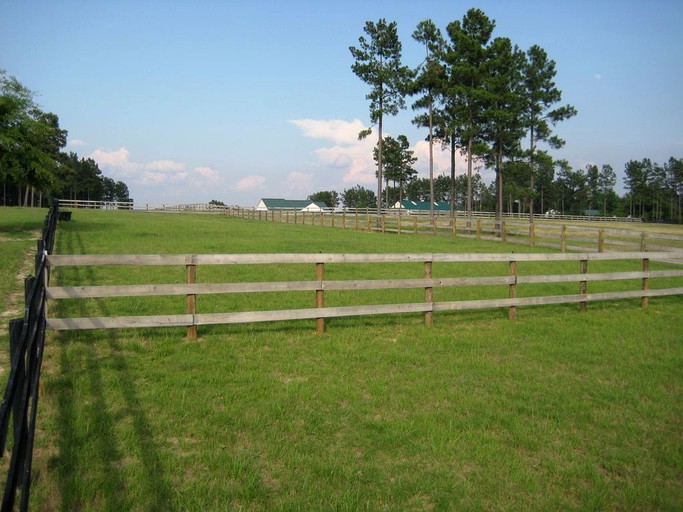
[
  {"left": 561, "top": 225, "right": 567, "bottom": 252},
  {"left": 642, "top": 257, "right": 649, "bottom": 309},
  {"left": 509, "top": 260, "right": 517, "bottom": 320},
  {"left": 186, "top": 260, "right": 197, "bottom": 339},
  {"left": 424, "top": 260, "right": 433, "bottom": 327},
  {"left": 398, "top": 215, "right": 402, "bottom": 235},
  {"left": 579, "top": 258, "right": 588, "bottom": 312},
  {"left": 598, "top": 229, "right": 604, "bottom": 253},
  {"left": 316, "top": 262, "right": 325, "bottom": 333},
  {"left": 476, "top": 219, "right": 481, "bottom": 240},
  {"left": 640, "top": 232, "right": 648, "bottom": 251},
  {"left": 381, "top": 215, "right": 385, "bottom": 234},
  {"left": 355, "top": 211, "right": 359, "bottom": 231},
  {"left": 501, "top": 220, "right": 507, "bottom": 242}
]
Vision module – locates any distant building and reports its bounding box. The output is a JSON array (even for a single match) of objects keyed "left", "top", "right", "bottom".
[
  {"left": 392, "top": 200, "right": 451, "bottom": 213},
  {"left": 256, "top": 198, "right": 329, "bottom": 212}
]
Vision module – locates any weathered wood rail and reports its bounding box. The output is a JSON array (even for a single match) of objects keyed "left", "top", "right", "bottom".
[{"left": 45, "top": 251, "right": 683, "bottom": 338}]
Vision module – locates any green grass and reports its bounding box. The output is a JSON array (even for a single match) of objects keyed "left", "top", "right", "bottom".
[{"left": 1, "top": 208, "right": 681, "bottom": 510}]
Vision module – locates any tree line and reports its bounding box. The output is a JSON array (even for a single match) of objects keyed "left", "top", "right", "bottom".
[
  {"left": 346, "top": 8, "right": 682, "bottom": 223},
  {"left": 310, "top": 153, "right": 683, "bottom": 222},
  {"left": 0, "top": 69, "right": 131, "bottom": 207}
]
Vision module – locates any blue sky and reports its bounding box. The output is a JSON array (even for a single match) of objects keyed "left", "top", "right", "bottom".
[{"left": 2, "top": 0, "right": 682, "bottom": 207}]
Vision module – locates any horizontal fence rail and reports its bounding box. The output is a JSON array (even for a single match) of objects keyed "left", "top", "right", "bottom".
[{"left": 46, "top": 251, "right": 683, "bottom": 337}]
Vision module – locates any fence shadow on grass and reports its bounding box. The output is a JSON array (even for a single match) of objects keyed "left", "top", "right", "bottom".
[{"left": 48, "top": 229, "right": 172, "bottom": 510}]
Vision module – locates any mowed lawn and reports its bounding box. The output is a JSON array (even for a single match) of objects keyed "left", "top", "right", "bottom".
[{"left": 1, "top": 208, "right": 681, "bottom": 511}]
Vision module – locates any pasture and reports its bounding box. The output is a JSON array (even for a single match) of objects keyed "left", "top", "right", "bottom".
[{"left": 1, "top": 207, "right": 682, "bottom": 511}]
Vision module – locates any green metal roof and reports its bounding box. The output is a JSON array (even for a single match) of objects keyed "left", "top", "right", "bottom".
[
  {"left": 259, "top": 198, "right": 329, "bottom": 209},
  {"left": 395, "top": 200, "right": 451, "bottom": 211}
]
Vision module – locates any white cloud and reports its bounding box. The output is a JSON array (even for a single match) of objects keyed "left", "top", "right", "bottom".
[
  {"left": 289, "top": 118, "right": 367, "bottom": 145},
  {"left": 89, "top": 147, "right": 185, "bottom": 175},
  {"left": 232, "top": 175, "right": 266, "bottom": 191},
  {"left": 284, "top": 171, "right": 315, "bottom": 196},
  {"left": 193, "top": 166, "right": 222, "bottom": 185},
  {"left": 594, "top": 73, "right": 602, "bottom": 81},
  {"left": 68, "top": 138, "right": 87, "bottom": 146}
]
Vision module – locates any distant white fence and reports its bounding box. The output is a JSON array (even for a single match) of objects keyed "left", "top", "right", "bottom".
[{"left": 58, "top": 199, "right": 134, "bottom": 210}]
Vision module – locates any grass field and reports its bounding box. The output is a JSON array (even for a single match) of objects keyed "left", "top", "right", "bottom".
[{"left": 1, "top": 208, "right": 682, "bottom": 511}]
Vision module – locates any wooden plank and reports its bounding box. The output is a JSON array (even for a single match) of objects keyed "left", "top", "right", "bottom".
[
  {"left": 515, "top": 270, "right": 683, "bottom": 285},
  {"left": 47, "top": 254, "right": 190, "bottom": 266},
  {"left": 47, "top": 314, "right": 193, "bottom": 331},
  {"left": 195, "top": 303, "right": 432, "bottom": 325},
  {"left": 47, "top": 251, "right": 683, "bottom": 268},
  {"left": 47, "top": 275, "right": 519, "bottom": 299},
  {"left": 433, "top": 287, "right": 683, "bottom": 312}
]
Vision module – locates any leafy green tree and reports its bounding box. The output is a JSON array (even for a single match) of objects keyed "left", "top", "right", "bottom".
[
  {"left": 585, "top": 164, "right": 600, "bottom": 211},
  {"left": 0, "top": 70, "right": 67, "bottom": 205},
  {"left": 308, "top": 190, "right": 339, "bottom": 208},
  {"left": 598, "top": 164, "right": 616, "bottom": 215},
  {"left": 350, "top": 19, "right": 412, "bottom": 213},
  {"left": 481, "top": 36, "right": 526, "bottom": 227},
  {"left": 411, "top": 19, "right": 444, "bottom": 222},
  {"left": 341, "top": 185, "right": 376, "bottom": 210},
  {"left": 664, "top": 157, "right": 683, "bottom": 223},
  {"left": 406, "top": 177, "right": 430, "bottom": 202},
  {"left": 373, "top": 135, "right": 417, "bottom": 206},
  {"left": 522, "top": 45, "right": 577, "bottom": 221},
  {"left": 444, "top": 8, "right": 496, "bottom": 225}
]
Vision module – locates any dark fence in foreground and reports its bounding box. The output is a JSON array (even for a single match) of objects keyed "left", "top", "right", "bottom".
[{"left": 0, "top": 201, "right": 59, "bottom": 511}]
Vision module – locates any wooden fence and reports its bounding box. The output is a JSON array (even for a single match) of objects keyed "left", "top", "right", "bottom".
[
  {"left": 222, "top": 208, "right": 683, "bottom": 253},
  {"left": 45, "top": 251, "right": 683, "bottom": 338}
]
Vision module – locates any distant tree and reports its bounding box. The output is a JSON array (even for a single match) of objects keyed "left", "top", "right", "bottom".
[
  {"left": 521, "top": 45, "right": 577, "bottom": 221},
  {"left": 585, "top": 164, "right": 600, "bottom": 211},
  {"left": 444, "top": 8, "right": 496, "bottom": 225},
  {"left": 411, "top": 19, "right": 445, "bottom": 223},
  {"left": 209, "top": 199, "right": 226, "bottom": 206},
  {"left": 406, "top": 177, "right": 430, "bottom": 202},
  {"left": 598, "top": 164, "right": 616, "bottom": 215},
  {"left": 624, "top": 159, "right": 651, "bottom": 218},
  {"left": 342, "top": 185, "right": 376, "bottom": 210},
  {"left": 350, "top": 19, "right": 412, "bottom": 213},
  {"left": 373, "top": 134, "right": 417, "bottom": 206},
  {"left": 481, "top": 36, "right": 526, "bottom": 228},
  {"left": 0, "top": 70, "right": 67, "bottom": 205},
  {"left": 308, "top": 190, "right": 339, "bottom": 208},
  {"left": 664, "top": 157, "right": 683, "bottom": 223}
]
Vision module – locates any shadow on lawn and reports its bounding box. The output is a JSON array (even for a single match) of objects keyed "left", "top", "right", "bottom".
[{"left": 49, "top": 229, "right": 173, "bottom": 510}]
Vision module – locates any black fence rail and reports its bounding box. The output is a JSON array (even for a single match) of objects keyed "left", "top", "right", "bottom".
[{"left": 0, "top": 201, "right": 59, "bottom": 511}]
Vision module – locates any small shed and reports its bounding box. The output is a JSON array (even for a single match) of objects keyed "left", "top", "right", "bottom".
[{"left": 256, "top": 198, "right": 329, "bottom": 212}]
